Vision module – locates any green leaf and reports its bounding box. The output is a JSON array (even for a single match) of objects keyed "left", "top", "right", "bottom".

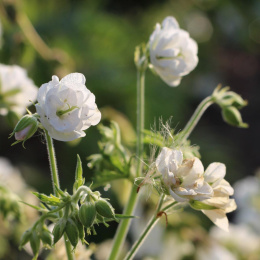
[
  {"left": 32, "top": 192, "right": 61, "bottom": 206},
  {"left": 19, "top": 201, "right": 44, "bottom": 211},
  {"left": 189, "top": 200, "right": 218, "bottom": 210},
  {"left": 73, "top": 154, "right": 84, "bottom": 192}
]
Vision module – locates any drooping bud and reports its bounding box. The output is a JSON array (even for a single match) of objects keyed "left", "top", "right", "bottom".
[
  {"left": 79, "top": 202, "right": 96, "bottom": 228},
  {"left": 30, "top": 230, "right": 40, "bottom": 257},
  {"left": 65, "top": 218, "right": 79, "bottom": 248},
  {"left": 52, "top": 219, "right": 66, "bottom": 244},
  {"left": 95, "top": 198, "right": 116, "bottom": 219},
  {"left": 9, "top": 113, "right": 39, "bottom": 147},
  {"left": 222, "top": 106, "right": 248, "bottom": 128},
  {"left": 40, "top": 229, "right": 53, "bottom": 247},
  {"left": 19, "top": 229, "right": 32, "bottom": 249}
]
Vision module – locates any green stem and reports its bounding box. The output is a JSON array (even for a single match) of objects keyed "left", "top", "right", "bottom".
[
  {"left": 124, "top": 195, "right": 165, "bottom": 260},
  {"left": 108, "top": 69, "right": 146, "bottom": 260},
  {"left": 178, "top": 96, "right": 214, "bottom": 142},
  {"left": 44, "top": 130, "right": 60, "bottom": 196},
  {"left": 44, "top": 130, "right": 74, "bottom": 260}
]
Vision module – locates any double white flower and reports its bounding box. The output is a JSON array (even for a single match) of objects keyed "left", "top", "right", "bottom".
[
  {"left": 0, "top": 64, "right": 38, "bottom": 116},
  {"left": 149, "top": 16, "right": 198, "bottom": 87},
  {"left": 156, "top": 147, "right": 213, "bottom": 202},
  {"left": 156, "top": 147, "right": 236, "bottom": 231},
  {"left": 36, "top": 73, "right": 101, "bottom": 141}
]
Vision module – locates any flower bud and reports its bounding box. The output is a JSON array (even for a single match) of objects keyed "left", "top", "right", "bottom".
[
  {"left": 79, "top": 202, "right": 96, "bottom": 228},
  {"left": 73, "top": 213, "right": 85, "bottom": 243},
  {"left": 52, "top": 219, "right": 66, "bottom": 244},
  {"left": 95, "top": 198, "right": 115, "bottom": 219},
  {"left": 40, "top": 229, "right": 53, "bottom": 247},
  {"left": 222, "top": 106, "right": 248, "bottom": 128},
  {"left": 30, "top": 230, "right": 40, "bottom": 257},
  {"left": 65, "top": 218, "right": 79, "bottom": 247},
  {"left": 19, "top": 229, "right": 32, "bottom": 249},
  {"left": 9, "top": 114, "right": 39, "bottom": 147}
]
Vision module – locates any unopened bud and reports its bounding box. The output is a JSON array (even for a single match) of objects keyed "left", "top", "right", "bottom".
[
  {"left": 30, "top": 230, "right": 40, "bottom": 257},
  {"left": 79, "top": 202, "right": 96, "bottom": 228},
  {"left": 19, "top": 229, "right": 32, "bottom": 249},
  {"left": 9, "top": 114, "right": 39, "bottom": 147},
  {"left": 95, "top": 198, "right": 115, "bottom": 219},
  {"left": 65, "top": 218, "right": 79, "bottom": 247},
  {"left": 40, "top": 229, "right": 53, "bottom": 247},
  {"left": 52, "top": 219, "right": 66, "bottom": 244},
  {"left": 222, "top": 106, "right": 248, "bottom": 128}
]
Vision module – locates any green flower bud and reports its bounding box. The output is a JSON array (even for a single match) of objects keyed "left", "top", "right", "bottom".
[
  {"left": 65, "top": 218, "right": 79, "bottom": 248},
  {"left": 79, "top": 202, "right": 96, "bottom": 228},
  {"left": 52, "top": 219, "right": 66, "bottom": 244},
  {"left": 72, "top": 212, "right": 86, "bottom": 243},
  {"left": 19, "top": 229, "right": 32, "bottom": 249},
  {"left": 222, "top": 106, "right": 248, "bottom": 128},
  {"left": 30, "top": 230, "right": 40, "bottom": 256},
  {"left": 9, "top": 114, "right": 39, "bottom": 147},
  {"left": 95, "top": 199, "right": 115, "bottom": 219},
  {"left": 40, "top": 229, "right": 53, "bottom": 247}
]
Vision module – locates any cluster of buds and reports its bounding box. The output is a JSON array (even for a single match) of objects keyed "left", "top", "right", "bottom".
[
  {"left": 19, "top": 155, "right": 118, "bottom": 258},
  {"left": 212, "top": 85, "right": 248, "bottom": 128}
]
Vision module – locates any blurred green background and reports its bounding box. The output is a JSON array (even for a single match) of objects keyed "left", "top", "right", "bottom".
[{"left": 0, "top": 0, "right": 259, "bottom": 259}]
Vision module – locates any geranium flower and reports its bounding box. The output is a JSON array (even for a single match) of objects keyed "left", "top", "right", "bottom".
[
  {"left": 156, "top": 147, "right": 213, "bottom": 202},
  {"left": 36, "top": 73, "right": 101, "bottom": 141},
  {"left": 149, "top": 16, "right": 198, "bottom": 87},
  {"left": 0, "top": 64, "right": 38, "bottom": 116}
]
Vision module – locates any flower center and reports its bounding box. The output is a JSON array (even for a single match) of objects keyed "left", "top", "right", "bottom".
[{"left": 56, "top": 104, "right": 79, "bottom": 117}]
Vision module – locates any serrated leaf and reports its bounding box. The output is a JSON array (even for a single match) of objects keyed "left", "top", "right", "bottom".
[
  {"left": 189, "top": 200, "right": 218, "bottom": 210},
  {"left": 32, "top": 192, "right": 61, "bottom": 206}
]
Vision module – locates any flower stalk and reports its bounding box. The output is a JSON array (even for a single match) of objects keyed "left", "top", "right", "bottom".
[
  {"left": 44, "top": 130, "right": 74, "bottom": 260},
  {"left": 178, "top": 96, "right": 214, "bottom": 142},
  {"left": 109, "top": 68, "right": 146, "bottom": 260},
  {"left": 124, "top": 195, "right": 166, "bottom": 260}
]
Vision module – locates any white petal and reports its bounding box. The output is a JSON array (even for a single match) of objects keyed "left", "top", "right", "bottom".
[
  {"left": 202, "top": 209, "right": 229, "bottom": 232},
  {"left": 169, "top": 189, "right": 189, "bottom": 202},
  {"left": 61, "top": 73, "right": 86, "bottom": 85},
  {"left": 162, "top": 16, "right": 179, "bottom": 30},
  {"left": 204, "top": 163, "right": 226, "bottom": 185}
]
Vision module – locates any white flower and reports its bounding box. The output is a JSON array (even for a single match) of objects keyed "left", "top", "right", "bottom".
[
  {"left": 156, "top": 147, "right": 213, "bottom": 202},
  {"left": 202, "top": 163, "right": 237, "bottom": 232},
  {"left": 0, "top": 64, "right": 38, "bottom": 116},
  {"left": 149, "top": 16, "right": 198, "bottom": 87},
  {"left": 36, "top": 73, "right": 101, "bottom": 141}
]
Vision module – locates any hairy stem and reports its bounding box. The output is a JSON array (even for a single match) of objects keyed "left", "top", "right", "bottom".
[
  {"left": 124, "top": 195, "right": 165, "bottom": 260},
  {"left": 178, "top": 96, "right": 214, "bottom": 142},
  {"left": 108, "top": 69, "right": 146, "bottom": 260},
  {"left": 44, "top": 130, "right": 74, "bottom": 260}
]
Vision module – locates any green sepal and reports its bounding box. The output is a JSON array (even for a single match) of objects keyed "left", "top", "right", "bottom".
[
  {"left": 65, "top": 218, "right": 79, "bottom": 248},
  {"left": 95, "top": 199, "right": 116, "bottom": 220},
  {"left": 189, "top": 200, "right": 218, "bottom": 210},
  {"left": 221, "top": 106, "right": 248, "bottom": 128},
  {"left": 79, "top": 202, "right": 96, "bottom": 228},
  {"left": 73, "top": 154, "right": 85, "bottom": 192},
  {"left": 19, "top": 200, "right": 45, "bottom": 211},
  {"left": 32, "top": 192, "right": 61, "bottom": 206},
  {"left": 40, "top": 229, "right": 53, "bottom": 247},
  {"left": 52, "top": 219, "right": 67, "bottom": 244},
  {"left": 19, "top": 229, "right": 32, "bottom": 249},
  {"left": 30, "top": 230, "right": 40, "bottom": 257}
]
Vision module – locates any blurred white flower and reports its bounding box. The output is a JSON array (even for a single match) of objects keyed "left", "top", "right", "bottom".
[
  {"left": 0, "top": 64, "right": 38, "bottom": 116},
  {"left": 36, "top": 73, "right": 101, "bottom": 141},
  {"left": 156, "top": 147, "right": 213, "bottom": 202},
  {"left": 234, "top": 173, "right": 260, "bottom": 234},
  {"left": 0, "top": 157, "right": 26, "bottom": 194},
  {"left": 202, "top": 163, "right": 237, "bottom": 232},
  {"left": 149, "top": 16, "right": 198, "bottom": 87}
]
